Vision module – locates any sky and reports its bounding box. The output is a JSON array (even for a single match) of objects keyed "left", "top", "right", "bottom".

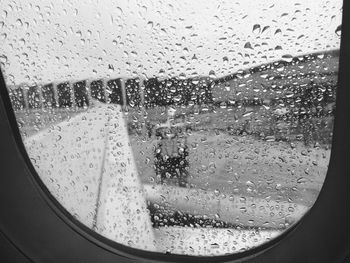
[{"left": 0, "top": 0, "right": 343, "bottom": 86}]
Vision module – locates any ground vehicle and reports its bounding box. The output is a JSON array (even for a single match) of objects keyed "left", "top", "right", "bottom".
[{"left": 154, "top": 108, "right": 190, "bottom": 187}]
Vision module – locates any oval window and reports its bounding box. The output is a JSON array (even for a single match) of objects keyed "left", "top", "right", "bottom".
[{"left": 0, "top": 0, "right": 342, "bottom": 257}]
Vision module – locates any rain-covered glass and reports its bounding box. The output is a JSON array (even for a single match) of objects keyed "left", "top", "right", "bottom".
[{"left": 0, "top": 0, "right": 342, "bottom": 256}]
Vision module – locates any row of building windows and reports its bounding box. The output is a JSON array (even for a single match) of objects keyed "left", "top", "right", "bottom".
[{"left": 8, "top": 77, "right": 214, "bottom": 111}]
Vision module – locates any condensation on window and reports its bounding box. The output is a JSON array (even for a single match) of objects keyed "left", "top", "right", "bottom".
[{"left": 0, "top": 0, "right": 342, "bottom": 256}]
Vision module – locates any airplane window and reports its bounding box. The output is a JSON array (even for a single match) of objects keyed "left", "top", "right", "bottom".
[{"left": 0, "top": 0, "right": 342, "bottom": 257}]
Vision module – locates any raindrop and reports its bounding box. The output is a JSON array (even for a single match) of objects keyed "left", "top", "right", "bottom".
[
  {"left": 16, "top": 19, "right": 23, "bottom": 27},
  {"left": 116, "top": 7, "right": 123, "bottom": 16},
  {"left": 262, "top": 26, "right": 270, "bottom": 33},
  {"left": 19, "top": 38, "right": 26, "bottom": 46},
  {"left": 147, "top": 21, "right": 153, "bottom": 30},
  {"left": 209, "top": 70, "right": 216, "bottom": 78},
  {"left": 275, "top": 45, "right": 282, "bottom": 50},
  {"left": 1, "top": 33, "right": 7, "bottom": 40},
  {"left": 281, "top": 54, "right": 293, "bottom": 62},
  {"left": 211, "top": 243, "right": 220, "bottom": 249},
  {"left": 0, "top": 55, "right": 8, "bottom": 64},
  {"left": 214, "top": 189, "right": 220, "bottom": 196},
  {"left": 240, "top": 207, "right": 247, "bottom": 213},
  {"left": 252, "top": 24, "right": 261, "bottom": 34},
  {"left": 297, "top": 177, "right": 307, "bottom": 184},
  {"left": 274, "top": 29, "right": 282, "bottom": 36},
  {"left": 244, "top": 42, "right": 253, "bottom": 49},
  {"left": 2, "top": 10, "right": 8, "bottom": 19},
  {"left": 335, "top": 25, "right": 341, "bottom": 36}
]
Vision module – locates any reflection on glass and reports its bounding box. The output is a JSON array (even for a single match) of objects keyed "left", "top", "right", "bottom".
[{"left": 0, "top": 0, "right": 342, "bottom": 256}]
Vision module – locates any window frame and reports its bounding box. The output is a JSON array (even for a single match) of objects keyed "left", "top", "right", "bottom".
[{"left": 0, "top": 2, "right": 350, "bottom": 262}]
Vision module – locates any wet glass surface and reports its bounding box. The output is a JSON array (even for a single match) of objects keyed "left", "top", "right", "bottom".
[{"left": 0, "top": 0, "right": 342, "bottom": 256}]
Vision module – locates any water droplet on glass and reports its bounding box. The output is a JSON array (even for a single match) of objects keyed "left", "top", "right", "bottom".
[
  {"left": 275, "top": 29, "right": 282, "bottom": 36},
  {"left": 147, "top": 21, "right": 153, "bottom": 30},
  {"left": 252, "top": 24, "right": 261, "bottom": 34},
  {"left": 281, "top": 54, "right": 293, "bottom": 62},
  {"left": 335, "top": 25, "right": 341, "bottom": 36},
  {"left": 244, "top": 42, "right": 253, "bottom": 49}
]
